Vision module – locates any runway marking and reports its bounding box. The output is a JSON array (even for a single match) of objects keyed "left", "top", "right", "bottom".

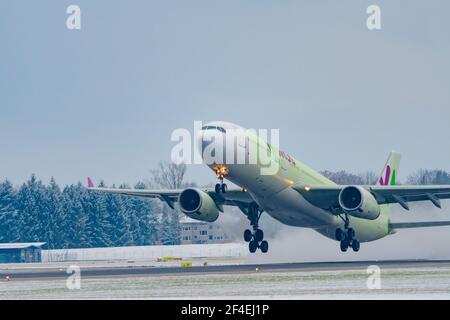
[{"left": 3, "top": 259, "right": 450, "bottom": 281}]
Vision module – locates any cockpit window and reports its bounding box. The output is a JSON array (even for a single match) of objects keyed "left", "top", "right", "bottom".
[{"left": 201, "top": 125, "right": 226, "bottom": 133}]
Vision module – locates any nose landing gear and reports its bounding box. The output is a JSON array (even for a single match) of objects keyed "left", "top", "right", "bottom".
[
  {"left": 215, "top": 182, "right": 227, "bottom": 194},
  {"left": 336, "top": 214, "right": 360, "bottom": 252},
  {"left": 243, "top": 203, "right": 268, "bottom": 253}
]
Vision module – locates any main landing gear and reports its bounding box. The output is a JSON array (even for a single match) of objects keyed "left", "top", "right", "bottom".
[
  {"left": 243, "top": 203, "right": 268, "bottom": 253},
  {"left": 335, "top": 214, "right": 360, "bottom": 252}
]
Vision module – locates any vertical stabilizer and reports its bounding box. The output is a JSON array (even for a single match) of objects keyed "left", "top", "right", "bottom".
[{"left": 376, "top": 151, "right": 401, "bottom": 186}]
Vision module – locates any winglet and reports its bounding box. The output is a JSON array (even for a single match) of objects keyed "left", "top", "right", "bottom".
[{"left": 87, "top": 177, "right": 94, "bottom": 188}]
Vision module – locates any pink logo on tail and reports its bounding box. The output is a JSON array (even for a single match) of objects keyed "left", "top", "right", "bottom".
[
  {"left": 87, "top": 177, "right": 94, "bottom": 188},
  {"left": 379, "top": 165, "right": 391, "bottom": 186},
  {"left": 378, "top": 165, "right": 397, "bottom": 186}
]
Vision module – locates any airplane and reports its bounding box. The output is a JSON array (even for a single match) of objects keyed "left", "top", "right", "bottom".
[{"left": 87, "top": 121, "right": 450, "bottom": 253}]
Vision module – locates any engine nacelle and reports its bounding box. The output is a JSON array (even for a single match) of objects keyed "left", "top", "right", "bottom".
[
  {"left": 338, "top": 186, "right": 380, "bottom": 220},
  {"left": 178, "top": 188, "right": 220, "bottom": 222}
]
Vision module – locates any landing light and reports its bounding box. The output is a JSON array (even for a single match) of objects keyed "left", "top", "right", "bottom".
[
  {"left": 213, "top": 165, "right": 229, "bottom": 179},
  {"left": 284, "top": 179, "right": 294, "bottom": 185},
  {"left": 304, "top": 186, "right": 311, "bottom": 192}
]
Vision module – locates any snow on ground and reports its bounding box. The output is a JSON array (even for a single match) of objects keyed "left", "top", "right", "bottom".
[{"left": 1, "top": 266, "right": 450, "bottom": 299}]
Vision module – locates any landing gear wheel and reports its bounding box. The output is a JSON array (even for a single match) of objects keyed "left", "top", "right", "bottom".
[
  {"left": 335, "top": 229, "right": 343, "bottom": 241},
  {"left": 245, "top": 203, "right": 266, "bottom": 253},
  {"left": 260, "top": 240, "right": 269, "bottom": 253},
  {"left": 340, "top": 239, "right": 349, "bottom": 252},
  {"left": 215, "top": 183, "right": 221, "bottom": 194},
  {"left": 244, "top": 229, "right": 252, "bottom": 242},
  {"left": 339, "top": 214, "right": 360, "bottom": 253},
  {"left": 254, "top": 229, "right": 264, "bottom": 242},
  {"left": 221, "top": 183, "right": 228, "bottom": 193},
  {"left": 351, "top": 240, "right": 360, "bottom": 252},
  {"left": 249, "top": 240, "right": 258, "bottom": 253}
]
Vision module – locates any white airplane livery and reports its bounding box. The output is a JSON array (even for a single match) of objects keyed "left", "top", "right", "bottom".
[{"left": 88, "top": 121, "right": 450, "bottom": 253}]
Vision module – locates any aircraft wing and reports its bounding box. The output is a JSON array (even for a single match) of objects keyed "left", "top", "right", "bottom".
[
  {"left": 87, "top": 179, "right": 255, "bottom": 210},
  {"left": 87, "top": 186, "right": 181, "bottom": 209},
  {"left": 293, "top": 184, "right": 450, "bottom": 212}
]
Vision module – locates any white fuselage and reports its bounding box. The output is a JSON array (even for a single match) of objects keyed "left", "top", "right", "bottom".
[{"left": 198, "top": 121, "right": 390, "bottom": 243}]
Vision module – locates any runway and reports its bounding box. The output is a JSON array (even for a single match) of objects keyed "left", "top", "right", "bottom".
[
  {"left": 3, "top": 259, "right": 450, "bottom": 299},
  {"left": 3, "top": 259, "right": 450, "bottom": 281}
]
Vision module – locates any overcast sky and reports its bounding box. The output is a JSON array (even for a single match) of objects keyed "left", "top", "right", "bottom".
[{"left": 1, "top": 1, "right": 450, "bottom": 187}]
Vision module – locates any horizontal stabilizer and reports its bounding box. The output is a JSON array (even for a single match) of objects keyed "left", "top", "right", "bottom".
[{"left": 389, "top": 221, "right": 450, "bottom": 229}]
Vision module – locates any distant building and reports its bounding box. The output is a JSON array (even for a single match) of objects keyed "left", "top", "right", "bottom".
[
  {"left": 0, "top": 243, "right": 46, "bottom": 263},
  {"left": 43, "top": 243, "right": 247, "bottom": 262},
  {"left": 179, "top": 217, "right": 229, "bottom": 244}
]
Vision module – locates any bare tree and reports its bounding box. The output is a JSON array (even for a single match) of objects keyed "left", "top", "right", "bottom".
[
  {"left": 321, "top": 170, "right": 364, "bottom": 185},
  {"left": 150, "top": 161, "right": 187, "bottom": 189},
  {"left": 407, "top": 169, "right": 450, "bottom": 185},
  {"left": 358, "top": 171, "right": 378, "bottom": 185},
  {"left": 149, "top": 161, "right": 189, "bottom": 245}
]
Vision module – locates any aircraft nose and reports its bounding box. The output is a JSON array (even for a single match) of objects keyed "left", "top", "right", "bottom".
[
  {"left": 197, "top": 127, "right": 226, "bottom": 164},
  {"left": 196, "top": 130, "right": 204, "bottom": 159}
]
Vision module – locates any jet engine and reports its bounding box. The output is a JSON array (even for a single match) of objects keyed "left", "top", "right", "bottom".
[
  {"left": 178, "top": 188, "right": 220, "bottom": 222},
  {"left": 338, "top": 186, "right": 380, "bottom": 220}
]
